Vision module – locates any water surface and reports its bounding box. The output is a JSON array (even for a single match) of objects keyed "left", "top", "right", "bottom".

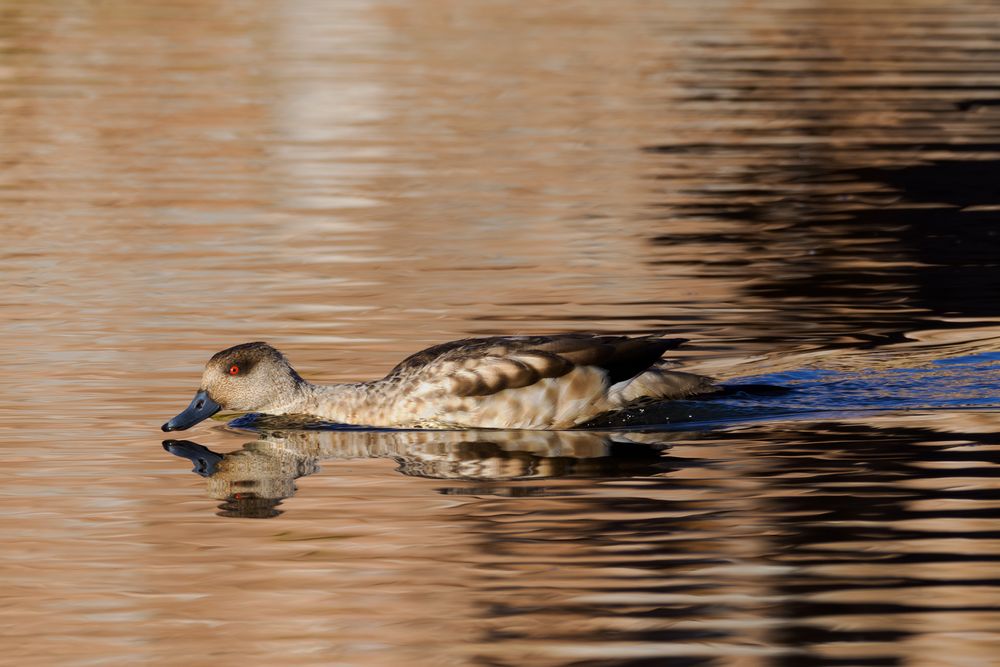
[{"left": 1, "top": 0, "right": 999, "bottom": 665}]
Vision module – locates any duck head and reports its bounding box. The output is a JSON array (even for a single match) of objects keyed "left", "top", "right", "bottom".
[{"left": 161, "top": 342, "right": 305, "bottom": 431}]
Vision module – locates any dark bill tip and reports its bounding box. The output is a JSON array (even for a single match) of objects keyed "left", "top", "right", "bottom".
[{"left": 161, "top": 389, "right": 221, "bottom": 432}]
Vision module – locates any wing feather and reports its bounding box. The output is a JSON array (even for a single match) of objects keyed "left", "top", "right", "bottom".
[{"left": 385, "top": 334, "right": 687, "bottom": 398}]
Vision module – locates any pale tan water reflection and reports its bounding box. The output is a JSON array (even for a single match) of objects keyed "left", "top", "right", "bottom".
[
  {"left": 163, "top": 429, "right": 680, "bottom": 517},
  {"left": 3, "top": 0, "right": 1000, "bottom": 665}
]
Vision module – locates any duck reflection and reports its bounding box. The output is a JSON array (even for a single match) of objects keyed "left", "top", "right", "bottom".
[{"left": 163, "top": 429, "right": 678, "bottom": 518}]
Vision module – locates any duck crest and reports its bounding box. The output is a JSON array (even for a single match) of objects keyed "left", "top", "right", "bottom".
[{"left": 208, "top": 341, "right": 304, "bottom": 384}]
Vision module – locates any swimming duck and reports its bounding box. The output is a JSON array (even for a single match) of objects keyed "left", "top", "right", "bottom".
[{"left": 161, "top": 334, "right": 715, "bottom": 431}]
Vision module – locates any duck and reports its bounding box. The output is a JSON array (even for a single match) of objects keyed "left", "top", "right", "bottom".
[{"left": 161, "top": 333, "right": 716, "bottom": 431}]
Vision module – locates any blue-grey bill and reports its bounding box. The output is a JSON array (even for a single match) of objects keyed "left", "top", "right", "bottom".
[{"left": 161, "top": 389, "right": 221, "bottom": 431}]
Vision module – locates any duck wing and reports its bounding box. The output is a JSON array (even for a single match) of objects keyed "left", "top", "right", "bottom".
[{"left": 385, "top": 334, "right": 688, "bottom": 397}]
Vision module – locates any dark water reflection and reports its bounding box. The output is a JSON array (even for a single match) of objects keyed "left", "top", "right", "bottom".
[
  {"left": 637, "top": 4, "right": 1000, "bottom": 345},
  {"left": 646, "top": 151, "right": 1000, "bottom": 334}
]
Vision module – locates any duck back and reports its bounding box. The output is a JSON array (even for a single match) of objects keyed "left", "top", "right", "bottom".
[{"left": 377, "top": 334, "right": 708, "bottom": 429}]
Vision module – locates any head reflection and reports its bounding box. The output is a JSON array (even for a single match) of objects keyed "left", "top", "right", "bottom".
[{"left": 163, "top": 429, "right": 678, "bottom": 518}]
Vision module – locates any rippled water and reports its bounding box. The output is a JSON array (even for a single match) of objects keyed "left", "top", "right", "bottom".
[{"left": 2, "top": 1, "right": 999, "bottom": 665}]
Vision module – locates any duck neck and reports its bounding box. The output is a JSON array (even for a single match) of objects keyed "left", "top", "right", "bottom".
[{"left": 294, "top": 381, "right": 383, "bottom": 425}]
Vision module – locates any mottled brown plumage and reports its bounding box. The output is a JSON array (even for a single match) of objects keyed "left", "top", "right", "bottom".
[{"left": 162, "top": 334, "right": 716, "bottom": 431}]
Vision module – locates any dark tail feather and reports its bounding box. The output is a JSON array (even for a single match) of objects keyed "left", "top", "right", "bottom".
[{"left": 602, "top": 337, "right": 689, "bottom": 384}]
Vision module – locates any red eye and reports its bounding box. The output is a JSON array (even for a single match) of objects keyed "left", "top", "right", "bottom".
[{"left": 229, "top": 364, "right": 240, "bottom": 375}]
